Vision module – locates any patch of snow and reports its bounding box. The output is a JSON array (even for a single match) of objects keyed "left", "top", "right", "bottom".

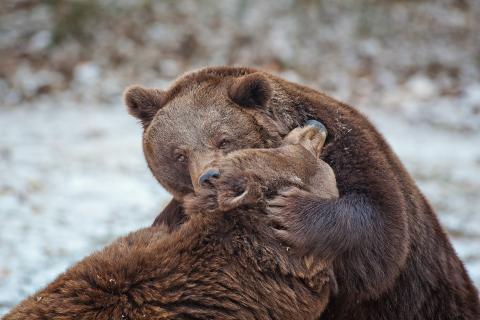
[
  {"left": 0, "top": 104, "right": 169, "bottom": 314},
  {"left": 405, "top": 75, "right": 438, "bottom": 100},
  {"left": 28, "top": 31, "right": 52, "bottom": 52},
  {"left": 73, "top": 62, "right": 102, "bottom": 87}
]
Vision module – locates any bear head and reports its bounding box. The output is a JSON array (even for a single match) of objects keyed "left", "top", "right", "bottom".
[{"left": 124, "top": 67, "right": 309, "bottom": 200}]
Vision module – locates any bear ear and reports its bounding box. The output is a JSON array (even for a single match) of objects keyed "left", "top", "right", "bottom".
[
  {"left": 124, "top": 85, "right": 166, "bottom": 127},
  {"left": 228, "top": 73, "right": 272, "bottom": 108}
]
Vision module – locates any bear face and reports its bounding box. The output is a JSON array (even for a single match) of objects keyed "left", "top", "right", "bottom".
[{"left": 125, "top": 70, "right": 287, "bottom": 200}]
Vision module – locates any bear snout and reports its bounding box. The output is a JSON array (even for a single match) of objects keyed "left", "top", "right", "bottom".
[{"left": 198, "top": 168, "right": 220, "bottom": 187}]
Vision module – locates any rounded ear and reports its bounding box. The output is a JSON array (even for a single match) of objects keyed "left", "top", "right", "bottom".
[
  {"left": 228, "top": 73, "right": 272, "bottom": 108},
  {"left": 124, "top": 85, "right": 166, "bottom": 127}
]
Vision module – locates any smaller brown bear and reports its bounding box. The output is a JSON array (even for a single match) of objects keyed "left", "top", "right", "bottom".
[
  {"left": 193, "top": 120, "right": 337, "bottom": 214},
  {"left": 4, "top": 122, "right": 338, "bottom": 320}
]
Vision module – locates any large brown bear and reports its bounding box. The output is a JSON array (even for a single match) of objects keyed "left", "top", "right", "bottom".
[
  {"left": 4, "top": 123, "right": 337, "bottom": 320},
  {"left": 124, "top": 66, "right": 480, "bottom": 319}
]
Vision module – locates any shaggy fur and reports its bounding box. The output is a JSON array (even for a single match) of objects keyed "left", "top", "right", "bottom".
[
  {"left": 4, "top": 123, "right": 336, "bottom": 320},
  {"left": 4, "top": 222, "right": 330, "bottom": 320},
  {"left": 128, "top": 66, "right": 480, "bottom": 319}
]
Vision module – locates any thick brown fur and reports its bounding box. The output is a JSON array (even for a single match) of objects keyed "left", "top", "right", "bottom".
[
  {"left": 4, "top": 222, "right": 330, "bottom": 320},
  {"left": 128, "top": 66, "right": 480, "bottom": 319},
  {"left": 4, "top": 125, "right": 337, "bottom": 320}
]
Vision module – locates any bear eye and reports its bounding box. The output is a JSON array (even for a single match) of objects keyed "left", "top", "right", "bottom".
[
  {"left": 176, "top": 154, "right": 186, "bottom": 162},
  {"left": 174, "top": 152, "right": 187, "bottom": 163},
  {"left": 218, "top": 139, "right": 230, "bottom": 149}
]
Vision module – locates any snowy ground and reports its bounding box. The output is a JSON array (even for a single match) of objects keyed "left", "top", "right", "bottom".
[
  {"left": 0, "top": 100, "right": 479, "bottom": 315},
  {"left": 0, "top": 103, "right": 168, "bottom": 314}
]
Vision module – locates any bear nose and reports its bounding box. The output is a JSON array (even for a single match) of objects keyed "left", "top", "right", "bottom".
[{"left": 198, "top": 169, "right": 220, "bottom": 187}]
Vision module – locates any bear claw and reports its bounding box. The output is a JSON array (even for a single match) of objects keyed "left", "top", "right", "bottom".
[{"left": 305, "top": 120, "right": 327, "bottom": 138}]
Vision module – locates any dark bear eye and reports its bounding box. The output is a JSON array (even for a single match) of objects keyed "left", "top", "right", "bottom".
[
  {"left": 218, "top": 139, "right": 230, "bottom": 149},
  {"left": 175, "top": 153, "right": 187, "bottom": 163}
]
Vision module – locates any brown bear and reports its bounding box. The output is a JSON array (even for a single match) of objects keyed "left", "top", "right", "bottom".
[
  {"left": 124, "top": 66, "right": 480, "bottom": 319},
  {"left": 4, "top": 122, "right": 338, "bottom": 320}
]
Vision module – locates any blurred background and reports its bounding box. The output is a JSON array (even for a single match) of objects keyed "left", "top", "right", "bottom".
[{"left": 1, "top": 0, "right": 479, "bottom": 314}]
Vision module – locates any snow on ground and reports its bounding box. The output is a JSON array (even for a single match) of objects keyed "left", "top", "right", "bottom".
[
  {"left": 0, "top": 103, "right": 168, "bottom": 314},
  {"left": 0, "top": 100, "right": 479, "bottom": 315}
]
